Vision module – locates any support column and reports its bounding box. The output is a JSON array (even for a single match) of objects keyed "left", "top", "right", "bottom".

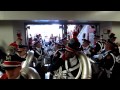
[{"left": 63, "top": 24, "right": 68, "bottom": 39}]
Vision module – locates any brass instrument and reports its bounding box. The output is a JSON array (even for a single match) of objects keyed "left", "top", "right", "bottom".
[
  {"left": 78, "top": 52, "right": 92, "bottom": 79},
  {"left": 53, "top": 52, "right": 92, "bottom": 79},
  {"left": 22, "top": 50, "right": 34, "bottom": 68},
  {"left": 4, "top": 46, "right": 40, "bottom": 79},
  {"left": 21, "top": 67, "right": 41, "bottom": 79},
  {"left": 21, "top": 50, "right": 41, "bottom": 79}
]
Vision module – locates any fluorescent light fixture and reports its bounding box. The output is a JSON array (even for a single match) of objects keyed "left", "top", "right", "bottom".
[{"left": 32, "top": 20, "right": 59, "bottom": 23}]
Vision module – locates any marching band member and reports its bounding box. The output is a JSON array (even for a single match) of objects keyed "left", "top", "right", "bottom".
[
  {"left": 96, "top": 40, "right": 116, "bottom": 79},
  {"left": 16, "top": 45, "right": 28, "bottom": 58},
  {"left": 33, "top": 41, "right": 45, "bottom": 61},
  {"left": 33, "top": 40, "right": 46, "bottom": 79},
  {"left": 109, "top": 33, "right": 116, "bottom": 43},
  {"left": 16, "top": 45, "right": 37, "bottom": 68},
  {"left": 81, "top": 39, "right": 92, "bottom": 57},
  {"left": 93, "top": 35, "right": 104, "bottom": 54},
  {"left": 48, "top": 38, "right": 81, "bottom": 79},
  {"left": 15, "top": 32, "right": 23, "bottom": 45},
  {"left": 0, "top": 54, "right": 26, "bottom": 79}
]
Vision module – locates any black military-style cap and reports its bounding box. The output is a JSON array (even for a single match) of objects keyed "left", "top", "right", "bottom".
[
  {"left": 94, "top": 35, "right": 100, "bottom": 39},
  {"left": 100, "top": 39, "right": 106, "bottom": 43},
  {"left": 17, "top": 45, "right": 28, "bottom": 52},
  {"left": 82, "top": 39, "right": 90, "bottom": 43},
  {"left": 18, "top": 45, "right": 28, "bottom": 48},
  {"left": 109, "top": 33, "right": 115, "bottom": 38},
  {"left": 66, "top": 38, "right": 80, "bottom": 52},
  {"left": 1, "top": 54, "right": 25, "bottom": 68},
  {"left": 111, "top": 36, "right": 117, "bottom": 39},
  {"left": 33, "top": 40, "right": 42, "bottom": 46}
]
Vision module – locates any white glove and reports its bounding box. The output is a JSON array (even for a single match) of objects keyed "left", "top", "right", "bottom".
[
  {"left": 48, "top": 51, "right": 53, "bottom": 56},
  {"left": 98, "top": 54, "right": 103, "bottom": 60},
  {"left": 93, "top": 54, "right": 103, "bottom": 60},
  {"left": 93, "top": 55, "right": 99, "bottom": 58},
  {"left": 85, "top": 50, "right": 91, "bottom": 55}
]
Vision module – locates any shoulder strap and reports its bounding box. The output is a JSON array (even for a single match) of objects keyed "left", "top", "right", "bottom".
[
  {"left": 35, "top": 48, "right": 42, "bottom": 56},
  {"left": 97, "top": 41, "right": 103, "bottom": 53},
  {"left": 109, "top": 52, "right": 116, "bottom": 71}
]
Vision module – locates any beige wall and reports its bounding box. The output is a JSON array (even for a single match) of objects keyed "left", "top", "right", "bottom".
[
  {"left": 1, "top": 11, "right": 120, "bottom": 51},
  {"left": 0, "top": 21, "right": 26, "bottom": 51},
  {"left": 112, "top": 22, "right": 120, "bottom": 43},
  {"left": 0, "top": 21, "right": 14, "bottom": 51},
  {"left": 99, "top": 22, "right": 120, "bottom": 43},
  {"left": 99, "top": 22, "right": 112, "bottom": 40},
  {"left": 13, "top": 21, "right": 26, "bottom": 44},
  {"left": 0, "top": 11, "right": 120, "bottom": 21}
]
